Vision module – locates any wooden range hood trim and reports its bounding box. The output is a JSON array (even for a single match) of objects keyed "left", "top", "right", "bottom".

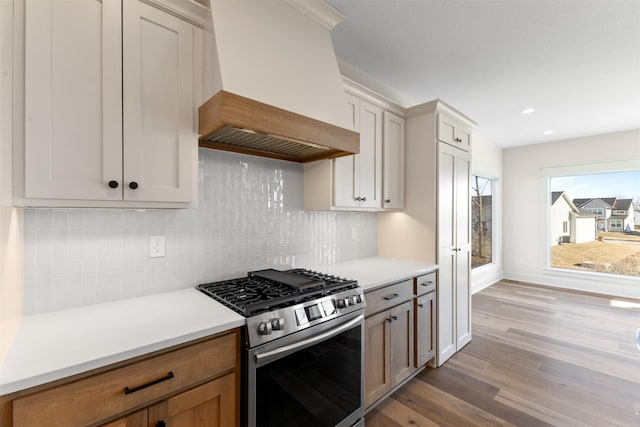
[{"left": 198, "top": 91, "right": 359, "bottom": 163}]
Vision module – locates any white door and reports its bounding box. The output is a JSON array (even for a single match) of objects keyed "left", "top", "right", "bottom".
[
  {"left": 357, "top": 100, "right": 382, "bottom": 208},
  {"left": 455, "top": 150, "right": 472, "bottom": 349},
  {"left": 24, "top": 0, "right": 122, "bottom": 200},
  {"left": 382, "top": 111, "right": 404, "bottom": 209},
  {"left": 333, "top": 94, "right": 359, "bottom": 208},
  {"left": 122, "top": 0, "right": 195, "bottom": 202},
  {"left": 437, "top": 144, "right": 457, "bottom": 365}
]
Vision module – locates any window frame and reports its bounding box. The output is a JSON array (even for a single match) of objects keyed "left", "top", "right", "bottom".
[{"left": 541, "top": 160, "right": 640, "bottom": 283}]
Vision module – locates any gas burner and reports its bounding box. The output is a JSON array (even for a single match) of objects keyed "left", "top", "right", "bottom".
[{"left": 197, "top": 268, "right": 358, "bottom": 317}]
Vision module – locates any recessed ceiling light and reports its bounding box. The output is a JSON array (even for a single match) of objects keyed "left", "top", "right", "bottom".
[
  {"left": 521, "top": 108, "right": 536, "bottom": 114},
  {"left": 543, "top": 130, "right": 554, "bottom": 135}
]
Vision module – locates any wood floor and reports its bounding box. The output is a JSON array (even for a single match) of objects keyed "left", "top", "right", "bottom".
[{"left": 365, "top": 280, "right": 640, "bottom": 426}]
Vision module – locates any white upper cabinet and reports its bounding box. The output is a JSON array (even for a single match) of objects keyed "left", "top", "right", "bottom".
[
  {"left": 334, "top": 96, "right": 382, "bottom": 209},
  {"left": 303, "top": 80, "right": 404, "bottom": 211},
  {"left": 24, "top": 0, "right": 122, "bottom": 201},
  {"left": 20, "top": 0, "right": 199, "bottom": 207},
  {"left": 122, "top": 0, "right": 195, "bottom": 203},
  {"left": 437, "top": 112, "right": 472, "bottom": 152},
  {"left": 382, "top": 111, "right": 405, "bottom": 210}
]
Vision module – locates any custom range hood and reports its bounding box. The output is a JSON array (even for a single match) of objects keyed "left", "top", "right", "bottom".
[{"left": 199, "top": 0, "right": 359, "bottom": 163}]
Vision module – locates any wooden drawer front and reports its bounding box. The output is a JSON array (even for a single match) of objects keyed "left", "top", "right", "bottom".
[
  {"left": 365, "top": 280, "right": 412, "bottom": 316},
  {"left": 13, "top": 332, "right": 237, "bottom": 427},
  {"left": 415, "top": 273, "right": 436, "bottom": 296}
]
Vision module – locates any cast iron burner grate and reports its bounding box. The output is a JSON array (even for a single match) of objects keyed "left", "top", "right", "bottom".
[{"left": 197, "top": 268, "right": 358, "bottom": 317}]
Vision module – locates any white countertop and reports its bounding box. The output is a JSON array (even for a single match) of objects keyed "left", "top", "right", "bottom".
[
  {"left": 0, "top": 289, "right": 245, "bottom": 395},
  {"left": 0, "top": 257, "right": 435, "bottom": 396},
  {"left": 314, "top": 257, "right": 437, "bottom": 291}
]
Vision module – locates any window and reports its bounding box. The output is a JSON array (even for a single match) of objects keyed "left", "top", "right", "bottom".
[
  {"left": 587, "top": 207, "right": 604, "bottom": 216},
  {"left": 549, "top": 170, "right": 640, "bottom": 277},
  {"left": 471, "top": 175, "right": 492, "bottom": 268},
  {"left": 610, "top": 219, "right": 623, "bottom": 229}
]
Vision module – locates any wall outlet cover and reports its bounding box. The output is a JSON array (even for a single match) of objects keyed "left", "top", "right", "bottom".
[{"left": 150, "top": 235, "right": 166, "bottom": 258}]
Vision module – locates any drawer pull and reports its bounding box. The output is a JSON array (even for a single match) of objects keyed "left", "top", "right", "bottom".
[
  {"left": 421, "top": 281, "right": 433, "bottom": 286},
  {"left": 418, "top": 303, "right": 424, "bottom": 308},
  {"left": 383, "top": 293, "right": 400, "bottom": 301},
  {"left": 124, "top": 371, "right": 174, "bottom": 395}
]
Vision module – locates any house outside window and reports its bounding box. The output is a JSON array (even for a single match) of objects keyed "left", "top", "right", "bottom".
[
  {"left": 549, "top": 170, "right": 640, "bottom": 278},
  {"left": 588, "top": 207, "right": 604, "bottom": 217},
  {"left": 471, "top": 175, "right": 492, "bottom": 268}
]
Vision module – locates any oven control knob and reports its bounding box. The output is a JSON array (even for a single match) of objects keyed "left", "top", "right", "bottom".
[
  {"left": 271, "top": 318, "right": 285, "bottom": 330},
  {"left": 258, "top": 321, "right": 272, "bottom": 335},
  {"left": 337, "top": 298, "right": 350, "bottom": 308},
  {"left": 351, "top": 296, "right": 359, "bottom": 305}
]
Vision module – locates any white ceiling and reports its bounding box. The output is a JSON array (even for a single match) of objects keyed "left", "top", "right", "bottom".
[{"left": 327, "top": 0, "right": 640, "bottom": 148}]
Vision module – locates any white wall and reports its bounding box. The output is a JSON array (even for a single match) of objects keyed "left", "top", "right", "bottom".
[
  {"left": 0, "top": 0, "right": 24, "bottom": 359},
  {"left": 503, "top": 129, "right": 640, "bottom": 299},
  {"left": 470, "top": 133, "right": 503, "bottom": 294},
  {"left": 22, "top": 149, "right": 378, "bottom": 315}
]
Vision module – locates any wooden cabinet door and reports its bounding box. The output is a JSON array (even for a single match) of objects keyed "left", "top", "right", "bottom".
[
  {"left": 357, "top": 100, "right": 383, "bottom": 208},
  {"left": 389, "top": 300, "right": 414, "bottom": 386},
  {"left": 122, "top": 0, "right": 195, "bottom": 203},
  {"left": 333, "top": 94, "right": 360, "bottom": 208},
  {"left": 24, "top": 0, "right": 122, "bottom": 200},
  {"left": 415, "top": 292, "right": 435, "bottom": 367},
  {"left": 101, "top": 410, "right": 147, "bottom": 427},
  {"left": 382, "top": 111, "right": 405, "bottom": 209},
  {"left": 148, "top": 372, "right": 236, "bottom": 427},
  {"left": 364, "top": 310, "right": 390, "bottom": 408}
]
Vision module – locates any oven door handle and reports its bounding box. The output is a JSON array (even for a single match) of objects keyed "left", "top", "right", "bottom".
[{"left": 254, "top": 314, "right": 364, "bottom": 365}]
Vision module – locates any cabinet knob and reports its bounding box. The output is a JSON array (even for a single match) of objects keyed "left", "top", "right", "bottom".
[
  {"left": 361, "top": 197, "right": 367, "bottom": 202},
  {"left": 108, "top": 180, "right": 119, "bottom": 189},
  {"left": 128, "top": 181, "right": 139, "bottom": 190},
  {"left": 418, "top": 303, "right": 424, "bottom": 308},
  {"left": 156, "top": 421, "right": 166, "bottom": 427},
  {"left": 385, "top": 199, "right": 391, "bottom": 203}
]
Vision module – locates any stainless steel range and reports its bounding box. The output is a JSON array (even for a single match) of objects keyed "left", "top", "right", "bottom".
[{"left": 197, "top": 268, "right": 365, "bottom": 427}]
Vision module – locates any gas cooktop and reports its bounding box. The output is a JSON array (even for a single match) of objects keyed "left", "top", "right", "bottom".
[{"left": 197, "top": 268, "right": 358, "bottom": 317}]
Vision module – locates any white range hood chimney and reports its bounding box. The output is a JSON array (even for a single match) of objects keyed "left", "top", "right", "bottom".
[{"left": 199, "top": 0, "right": 359, "bottom": 162}]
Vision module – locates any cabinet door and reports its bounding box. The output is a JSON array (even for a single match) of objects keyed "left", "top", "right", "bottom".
[
  {"left": 101, "top": 410, "right": 147, "bottom": 427},
  {"left": 382, "top": 111, "right": 405, "bottom": 209},
  {"left": 456, "top": 124, "right": 472, "bottom": 152},
  {"left": 389, "top": 300, "right": 414, "bottom": 386},
  {"left": 437, "top": 144, "right": 457, "bottom": 365},
  {"left": 415, "top": 292, "right": 435, "bottom": 367},
  {"left": 436, "top": 113, "right": 456, "bottom": 147},
  {"left": 455, "top": 151, "right": 472, "bottom": 350},
  {"left": 24, "top": 0, "right": 122, "bottom": 200},
  {"left": 148, "top": 372, "right": 236, "bottom": 427},
  {"left": 364, "top": 310, "right": 390, "bottom": 408},
  {"left": 122, "top": 0, "right": 195, "bottom": 203},
  {"left": 333, "top": 94, "right": 360, "bottom": 208},
  {"left": 437, "top": 142, "right": 472, "bottom": 365},
  {"left": 357, "top": 100, "right": 383, "bottom": 208}
]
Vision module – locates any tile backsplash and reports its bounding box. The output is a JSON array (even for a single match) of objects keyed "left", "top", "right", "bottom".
[{"left": 23, "top": 149, "right": 378, "bottom": 315}]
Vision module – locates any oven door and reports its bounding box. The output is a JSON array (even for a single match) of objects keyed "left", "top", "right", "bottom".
[{"left": 247, "top": 311, "right": 364, "bottom": 427}]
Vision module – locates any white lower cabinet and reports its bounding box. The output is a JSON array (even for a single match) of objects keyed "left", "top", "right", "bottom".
[{"left": 18, "top": 0, "right": 200, "bottom": 207}]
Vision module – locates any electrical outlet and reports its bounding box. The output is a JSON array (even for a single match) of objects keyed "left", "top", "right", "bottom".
[
  {"left": 150, "top": 235, "right": 166, "bottom": 258},
  {"left": 351, "top": 227, "right": 357, "bottom": 240}
]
